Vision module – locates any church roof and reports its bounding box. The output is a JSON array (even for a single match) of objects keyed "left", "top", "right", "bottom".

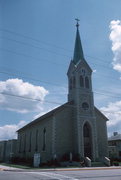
[
  {"left": 73, "top": 21, "right": 84, "bottom": 65},
  {"left": 17, "top": 101, "right": 73, "bottom": 132},
  {"left": 108, "top": 134, "right": 121, "bottom": 141},
  {"left": 94, "top": 107, "right": 109, "bottom": 121}
]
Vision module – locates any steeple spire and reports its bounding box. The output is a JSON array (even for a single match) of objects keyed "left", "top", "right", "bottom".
[{"left": 73, "top": 19, "right": 84, "bottom": 65}]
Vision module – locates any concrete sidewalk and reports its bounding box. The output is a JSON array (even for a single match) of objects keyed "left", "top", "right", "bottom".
[
  {"left": 0, "top": 164, "right": 121, "bottom": 172},
  {"left": 0, "top": 165, "right": 23, "bottom": 171}
]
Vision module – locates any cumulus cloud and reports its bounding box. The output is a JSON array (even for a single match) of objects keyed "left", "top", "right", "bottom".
[
  {"left": 0, "top": 78, "right": 49, "bottom": 113},
  {"left": 33, "top": 106, "right": 58, "bottom": 119},
  {"left": 100, "top": 101, "right": 121, "bottom": 135},
  {"left": 93, "top": 69, "right": 97, "bottom": 73},
  {"left": 0, "top": 120, "right": 27, "bottom": 140},
  {"left": 109, "top": 20, "right": 121, "bottom": 72}
]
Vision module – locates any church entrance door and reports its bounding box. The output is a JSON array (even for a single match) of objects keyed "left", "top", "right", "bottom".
[{"left": 83, "top": 122, "right": 92, "bottom": 159}]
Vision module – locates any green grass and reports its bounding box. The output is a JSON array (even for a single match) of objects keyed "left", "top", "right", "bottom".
[
  {"left": 0, "top": 163, "right": 32, "bottom": 169},
  {"left": 0, "top": 163, "right": 81, "bottom": 170}
]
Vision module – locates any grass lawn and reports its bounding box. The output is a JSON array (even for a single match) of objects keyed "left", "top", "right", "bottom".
[{"left": 0, "top": 163, "right": 32, "bottom": 169}]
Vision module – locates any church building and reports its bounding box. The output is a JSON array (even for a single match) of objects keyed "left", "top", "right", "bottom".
[{"left": 17, "top": 21, "right": 109, "bottom": 163}]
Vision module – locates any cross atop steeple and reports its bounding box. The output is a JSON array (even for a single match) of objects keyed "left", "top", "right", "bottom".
[{"left": 75, "top": 18, "right": 80, "bottom": 28}]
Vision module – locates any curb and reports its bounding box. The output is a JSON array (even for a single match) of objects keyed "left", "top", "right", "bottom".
[
  {"left": 0, "top": 168, "right": 4, "bottom": 171},
  {"left": 2, "top": 166, "right": 121, "bottom": 172}
]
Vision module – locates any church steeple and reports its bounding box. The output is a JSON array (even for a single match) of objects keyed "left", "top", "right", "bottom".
[{"left": 73, "top": 19, "right": 84, "bottom": 65}]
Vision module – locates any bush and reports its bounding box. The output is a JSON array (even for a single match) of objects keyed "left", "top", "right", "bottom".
[
  {"left": 72, "top": 153, "right": 80, "bottom": 162},
  {"left": 11, "top": 157, "right": 33, "bottom": 166},
  {"left": 113, "top": 161, "right": 119, "bottom": 166},
  {"left": 40, "top": 159, "right": 60, "bottom": 167},
  {"left": 60, "top": 153, "right": 70, "bottom": 162}
]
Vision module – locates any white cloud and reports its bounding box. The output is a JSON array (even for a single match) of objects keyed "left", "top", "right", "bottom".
[
  {"left": 100, "top": 100, "right": 121, "bottom": 135},
  {"left": 109, "top": 20, "right": 121, "bottom": 72},
  {"left": 0, "top": 120, "right": 27, "bottom": 140},
  {"left": 93, "top": 69, "right": 97, "bottom": 73},
  {"left": 33, "top": 106, "right": 58, "bottom": 119},
  {"left": 34, "top": 109, "right": 51, "bottom": 119},
  {"left": 0, "top": 78, "right": 49, "bottom": 113}
]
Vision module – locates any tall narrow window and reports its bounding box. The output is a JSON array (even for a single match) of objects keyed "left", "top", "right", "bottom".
[
  {"left": 73, "top": 77, "right": 76, "bottom": 88},
  {"left": 35, "top": 129, "right": 38, "bottom": 152},
  {"left": 80, "top": 75, "right": 84, "bottom": 87},
  {"left": 29, "top": 132, "right": 32, "bottom": 152},
  {"left": 83, "top": 122, "right": 92, "bottom": 158},
  {"left": 85, "top": 77, "right": 89, "bottom": 89},
  {"left": 19, "top": 135, "right": 21, "bottom": 153},
  {"left": 42, "top": 128, "right": 46, "bottom": 151},
  {"left": 24, "top": 133, "right": 26, "bottom": 153}
]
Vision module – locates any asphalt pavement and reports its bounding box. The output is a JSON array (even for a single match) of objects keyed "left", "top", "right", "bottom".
[{"left": 0, "top": 165, "right": 121, "bottom": 180}]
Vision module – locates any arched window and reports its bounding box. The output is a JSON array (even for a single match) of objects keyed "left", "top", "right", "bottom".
[
  {"left": 73, "top": 77, "right": 76, "bottom": 88},
  {"left": 29, "top": 132, "right": 32, "bottom": 152},
  {"left": 80, "top": 75, "right": 84, "bottom": 87},
  {"left": 83, "top": 123, "right": 90, "bottom": 137},
  {"left": 69, "top": 78, "right": 72, "bottom": 90},
  {"left": 24, "top": 133, "right": 26, "bottom": 152},
  {"left": 35, "top": 129, "right": 38, "bottom": 152},
  {"left": 83, "top": 122, "right": 92, "bottom": 158},
  {"left": 19, "top": 135, "right": 21, "bottom": 153},
  {"left": 82, "top": 102, "right": 89, "bottom": 110},
  {"left": 85, "top": 76, "right": 89, "bottom": 89}
]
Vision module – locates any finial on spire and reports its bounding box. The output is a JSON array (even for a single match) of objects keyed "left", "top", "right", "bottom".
[{"left": 75, "top": 18, "right": 80, "bottom": 28}]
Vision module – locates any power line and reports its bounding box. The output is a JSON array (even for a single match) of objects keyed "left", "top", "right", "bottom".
[
  {"left": 1, "top": 91, "right": 121, "bottom": 115},
  {"left": 0, "top": 47, "right": 112, "bottom": 71},
  {"left": 0, "top": 31, "right": 120, "bottom": 99},
  {"left": 0, "top": 68, "right": 121, "bottom": 98},
  {"left": 0, "top": 92, "right": 69, "bottom": 106},
  {"left": 0, "top": 29, "right": 111, "bottom": 66},
  {"left": 94, "top": 91, "right": 121, "bottom": 99},
  {"left": 0, "top": 47, "right": 66, "bottom": 66},
  {"left": 0, "top": 36, "right": 70, "bottom": 58},
  {"left": 1, "top": 69, "right": 121, "bottom": 98},
  {"left": 0, "top": 28, "right": 71, "bottom": 52},
  {"left": 0, "top": 50, "right": 117, "bottom": 83},
  {"left": 1, "top": 87, "right": 121, "bottom": 103},
  {"left": 0, "top": 70, "right": 66, "bottom": 88}
]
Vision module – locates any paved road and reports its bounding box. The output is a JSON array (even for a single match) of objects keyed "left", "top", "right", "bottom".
[{"left": 0, "top": 168, "right": 121, "bottom": 180}]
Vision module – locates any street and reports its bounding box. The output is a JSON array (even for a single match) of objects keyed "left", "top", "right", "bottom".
[{"left": 0, "top": 168, "right": 121, "bottom": 180}]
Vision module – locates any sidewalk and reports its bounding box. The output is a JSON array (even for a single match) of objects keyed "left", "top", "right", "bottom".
[
  {"left": 0, "top": 165, "right": 23, "bottom": 171},
  {"left": 0, "top": 164, "right": 121, "bottom": 172}
]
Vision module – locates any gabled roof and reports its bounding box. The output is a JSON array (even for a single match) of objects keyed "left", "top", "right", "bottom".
[
  {"left": 94, "top": 107, "right": 109, "bottom": 121},
  {"left": 17, "top": 101, "right": 73, "bottom": 132},
  {"left": 108, "top": 134, "right": 121, "bottom": 141},
  {"left": 75, "top": 58, "right": 92, "bottom": 73}
]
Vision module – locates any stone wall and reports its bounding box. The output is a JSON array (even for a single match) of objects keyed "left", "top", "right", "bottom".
[
  {"left": 95, "top": 111, "right": 108, "bottom": 159},
  {"left": 17, "top": 115, "right": 53, "bottom": 163},
  {"left": 17, "top": 105, "right": 73, "bottom": 163}
]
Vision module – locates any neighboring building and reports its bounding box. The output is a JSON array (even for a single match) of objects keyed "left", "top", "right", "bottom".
[
  {"left": 0, "top": 141, "right": 6, "bottom": 162},
  {"left": 17, "top": 22, "right": 109, "bottom": 163},
  {"left": 0, "top": 139, "right": 17, "bottom": 162},
  {"left": 5, "top": 139, "right": 17, "bottom": 162},
  {"left": 108, "top": 132, "right": 121, "bottom": 159}
]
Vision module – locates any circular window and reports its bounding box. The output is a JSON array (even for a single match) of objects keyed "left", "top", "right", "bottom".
[{"left": 82, "top": 102, "right": 89, "bottom": 110}]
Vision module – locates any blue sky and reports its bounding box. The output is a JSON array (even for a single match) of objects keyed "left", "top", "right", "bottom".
[{"left": 0, "top": 0, "right": 121, "bottom": 139}]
